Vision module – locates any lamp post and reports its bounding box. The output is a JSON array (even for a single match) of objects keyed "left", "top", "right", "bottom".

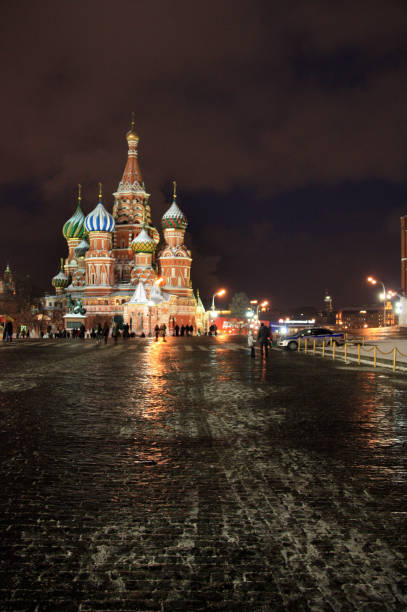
[
  {"left": 367, "top": 276, "right": 387, "bottom": 327},
  {"left": 211, "top": 288, "right": 226, "bottom": 311},
  {"left": 250, "top": 299, "right": 269, "bottom": 322}
]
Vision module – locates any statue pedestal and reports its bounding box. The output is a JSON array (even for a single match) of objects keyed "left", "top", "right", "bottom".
[{"left": 64, "top": 313, "right": 87, "bottom": 330}]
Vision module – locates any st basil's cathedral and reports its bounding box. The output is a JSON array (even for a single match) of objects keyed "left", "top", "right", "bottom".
[{"left": 45, "top": 117, "right": 206, "bottom": 334}]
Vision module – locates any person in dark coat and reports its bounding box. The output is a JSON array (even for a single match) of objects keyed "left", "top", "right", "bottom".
[
  {"left": 160, "top": 323, "right": 167, "bottom": 342},
  {"left": 175, "top": 324, "right": 180, "bottom": 337},
  {"left": 112, "top": 322, "right": 119, "bottom": 344},
  {"left": 4, "top": 321, "right": 13, "bottom": 342},
  {"left": 257, "top": 323, "right": 271, "bottom": 358},
  {"left": 180, "top": 325, "right": 185, "bottom": 337},
  {"left": 154, "top": 324, "right": 160, "bottom": 341},
  {"left": 79, "top": 324, "right": 85, "bottom": 339},
  {"left": 103, "top": 322, "right": 109, "bottom": 344}
]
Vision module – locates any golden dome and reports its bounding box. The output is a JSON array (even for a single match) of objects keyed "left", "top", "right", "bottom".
[{"left": 126, "top": 112, "right": 139, "bottom": 142}]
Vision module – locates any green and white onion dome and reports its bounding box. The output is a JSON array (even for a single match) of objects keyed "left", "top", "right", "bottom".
[
  {"left": 62, "top": 203, "right": 87, "bottom": 240},
  {"left": 74, "top": 238, "right": 89, "bottom": 258},
  {"left": 131, "top": 227, "right": 156, "bottom": 253},
  {"left": 85, "top": 201, "right": 115, "bottom": 232},
  {"left": 162, "top": 200, "right": 187, "bottom": 230},
  {"left": 52, "top": 260, "right": 69, "bottom": 289}
]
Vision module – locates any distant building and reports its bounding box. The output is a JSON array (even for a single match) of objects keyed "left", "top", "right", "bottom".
[
  {"left": 336, "top": 302, "right": 394, "bottom": 329},
  {"left": 400, "top": 216, "right": 407, "bottom": 326},
  {"left": 0, "top": 264, "right": 16, "bottom": 296},
  {"left": 0, "top": 264, "right": 19, "bottom": 319}
]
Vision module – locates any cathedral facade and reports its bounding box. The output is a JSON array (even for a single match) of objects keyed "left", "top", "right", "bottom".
[{"left": 46, "top": 119, "right": 206, "bottom": 334}]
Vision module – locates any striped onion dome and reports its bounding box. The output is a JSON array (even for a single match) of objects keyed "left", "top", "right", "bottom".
[
  {"left": 162, "top": 185, "right": 187, "bottom": 230},
  {"left": 52, "top": 259, "right": 69, "bottom": 289},
  {"left": 74, "top": 238, "right": 89, "bottom": 258},
  {"left": 62, "top": 202, "right": 86, "bottom": 240},
  {"left": 85, "top": 201, "right": 115, "bottom": 233},
  {"left": 131, "top": 227, "right": 156, "bottom": 253}
]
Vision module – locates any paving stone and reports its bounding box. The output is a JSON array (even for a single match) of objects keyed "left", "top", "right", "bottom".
[{"left": 0, "top": 337, "right": 406, "bottom": 610}]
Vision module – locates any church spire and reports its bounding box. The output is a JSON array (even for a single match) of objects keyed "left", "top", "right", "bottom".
[{"left": 118, "top": 113, "right": 143, "bottom": 191}]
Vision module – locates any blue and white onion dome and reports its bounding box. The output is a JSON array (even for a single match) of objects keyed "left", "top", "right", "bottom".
[{"left": 84, "top": 184, "right": 115, "bottom": 233}]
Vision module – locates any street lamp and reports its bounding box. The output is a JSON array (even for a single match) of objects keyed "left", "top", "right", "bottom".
[
  {"left": 367, "top": 276, "right": 386, "bottom": 327},
  {"left": 250, "top": 299, "right": 269, "bottom": 320},
  {"left": 211, "top": 288, "right": 226, "bottom": 311}
]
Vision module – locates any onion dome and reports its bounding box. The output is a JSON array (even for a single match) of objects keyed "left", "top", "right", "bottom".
[
  {"left": 62, "top": 184, "right": 87, "bottom": 240},
  {"left": 162, "top": 181, "right": 187, "bottom": 230},
  {"left": 131, "top": 227, "right": 156, "bottom": 253},
  {"left": 74, "top": 238, "right": 89, "bottom": 258},
  {"left": 52, "top": 258, "right": 69, "bottom": 289},
  {"left": 126, "top": 112, "right": 139, "bottom": 143},
  {"left": 84, "top": 183, "right": 115, "bottom": 233}
]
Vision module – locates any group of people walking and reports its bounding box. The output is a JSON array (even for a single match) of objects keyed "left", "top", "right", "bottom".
[{"left": 174, "top": 324, "right": 194, "bottom": 336}]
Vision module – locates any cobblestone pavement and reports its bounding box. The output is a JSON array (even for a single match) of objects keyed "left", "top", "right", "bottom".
[{"left": 0, "top": 336, "right": 406, "bottom": 611}]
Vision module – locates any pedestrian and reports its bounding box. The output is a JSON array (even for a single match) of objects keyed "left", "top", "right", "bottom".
[
  {"left": 257, "top": 323, "right": 271, "bottom": 358},
  {"left": 103, "top": 322, "right": 109, "bottom": 344},
  {"left": 4, "top": 320, "right": 13, "bottom": 342},
  {"left": 123, "top": 323, "right": 129, "bottom": 339},
  {"left": 180, "top": 325, "right": 185, "bottom": 337},
  {"left": 154, "top": 324, "right": 160, "bottom": 341},
  {"left": 112, "top": 322, "right": 119, "bottom": 344},
  {"left": 175, "top": 324, "right": 180, "bottom": 337},
  {"left": 160, "top": 323, "right": 167, "bottom": 342},
  {"left": 248, "top": 329, "right": 256, "bottom": 358},
  {"left": 79, "top": 324, "right": 85, "bottom": 339}
]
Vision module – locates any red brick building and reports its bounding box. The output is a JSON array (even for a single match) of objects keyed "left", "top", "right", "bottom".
[{"left": 45, "top": 118, "right": 206, "bottom": 334}]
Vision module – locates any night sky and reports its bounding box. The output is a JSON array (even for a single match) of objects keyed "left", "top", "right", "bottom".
[{"left": 1, "top": 1, "right": 407, "bottom": 310}]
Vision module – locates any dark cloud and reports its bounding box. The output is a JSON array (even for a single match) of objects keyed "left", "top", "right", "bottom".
[{"left": 0, "top": 0, "right": 406, "bottom": 308}]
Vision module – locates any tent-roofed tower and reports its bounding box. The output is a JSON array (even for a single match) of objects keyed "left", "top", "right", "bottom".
[{"left": 112, "top": 114, "right": 159, "bottom": 284}]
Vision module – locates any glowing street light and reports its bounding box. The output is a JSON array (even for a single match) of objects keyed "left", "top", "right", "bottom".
[
  {"left": 367, "top": 276, "right": 386, "bottom": 326},
  {"left": 211, "top": 288, "right": 226, "bottom": 311},
  {"left": 250, "top": 299, "right": 269, "bottom": 320}
]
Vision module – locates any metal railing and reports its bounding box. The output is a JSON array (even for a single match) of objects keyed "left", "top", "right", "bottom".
[{"left": 297, "top": 337, "right": 407, "bottom": 373}]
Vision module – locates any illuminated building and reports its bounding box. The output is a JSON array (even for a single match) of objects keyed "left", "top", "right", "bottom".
[
  {"left": 336, "top": 303, "right": 394, "bottom": 329},
  {"left": 45, "top": 117, "right": 206, "bottom": 333},
  {"left": 400, "top": 215, "right": 407, "bottom": 326},
  {"left": 0, "top": 264, "right": 15, "bottom": 296}
]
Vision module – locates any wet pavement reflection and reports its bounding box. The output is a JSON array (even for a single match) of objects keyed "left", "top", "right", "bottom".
[{"left": 0, "top": 337, "right": 406, "bottom": 610}]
